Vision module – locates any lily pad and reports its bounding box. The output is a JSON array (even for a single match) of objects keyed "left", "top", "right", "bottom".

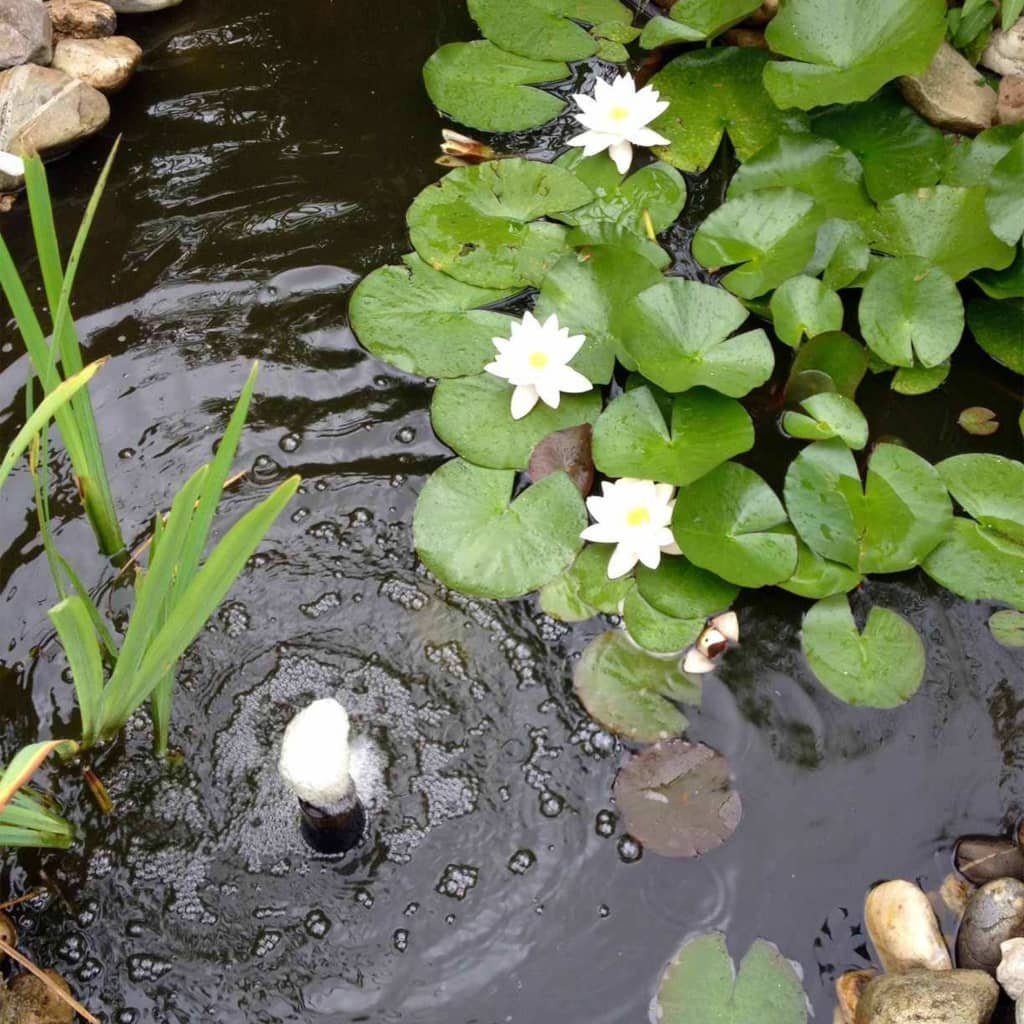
[
  {"left": 407, "top": 158, "right": 592, "bottom": 289},
  {"left": 574, "top": 630, "right": 700, "bottom": 742},
  {"left": 974, "top": 246, "right": 1024, "bottom": 300},
  {"left": 529, "top": 424, "right": 594, "bottom": 496},
  {"left": 923, "top": 518, "right": 1024, "bottom": 609},
  {"left": 636, "top": 556, "right": 739, "bottom": 621},
  {"left": 672, "top": 462, "right": 799, "bottom": 587},
  {"left": 938, "top": 454, "right": 1024, "bottom": 545},
  {"left": 958, "top": 407, "right": 999, "bottom": 437},
  {"left": 786, "top": 331, "right": 869, "bottom": 401},
  {"left": 540, "top": 543, "right": 632, "bottom": 621},
  {"left": 781, "top": 393, "right": 869, "bottom": 449},
  {"left": 763, "top": 0, "right": 946, "bottom": 110},
  {"left": 891, "top": 361, "right": 950, "bottom": 395},
  {"left": 942, "top": 124, "right": 1024, "bottom": 188},
  {"left": 728, "top": 133, "right": 873, "bottom": 223},
  {"left": 870, "top": 186, "right": 1015, "bottom": 282},
  {"left": 967, "top": 296, "right": 1024, "bottom": 374},
  {"left": 801, "top": 594, "right": 925, "bottom": 708},
  {"left": 988, "top": 136, "right": 1024, "bottom": 248},
  {"left": 619, "top": 279, "right": 774, "bottom": 395},
  {"left": 806, "top": 218, "right": 871, "bottom": 290},
  {"left": 990, "top": 610, "right": 1024, "bottom": 648},
  {"left": 778, "top": 536, "right": 862, "bottom": 599},
  {"left": 656, "top": 933, "right": 808, "bottom": 1024},
  {"left": 413, "top": 459, "right": 586, "bottom": 599},
  {"left": 467, "top": 0, "right": 631, "bottom": 61},
  {"left": 769, "top": 275, "right": 843, "bottom": 349},
  {"left": 613, "top": 740, "right": 742, "bottom": 858},
  {"left": 349, "top": 254, "right": 517, "bottom": 378},
  {"left": 623, "top": 588, "right": 703, "bottom": 654},
  {"left": 592, "top": 386, "right": 754, "bottom": 487},
  {"left": 640, "top": 0, "right": 763, "bottom": 47},
  {"left": 648, "top": 48, "right": 808, "bottom": 173},
  {"left": 431, "top": 373, "right": 602, "bottom": 470},
  {"left": 423, "top": 41, "right": 568, "bottom": 133},
  {"left": 534, "top": 245, "right": 664, "bottom": 383},
  {"left": 810, "top": 88, "right": 948, "bottom": 203},
  {"left": 784, "top": 439, "right": 952, "bottom": 574},
  {"left": 692, "top": 189, "right": 822, "bottom": 300},
  {"left": 858, "top": 257, "right": 964, "bottom": 369}
]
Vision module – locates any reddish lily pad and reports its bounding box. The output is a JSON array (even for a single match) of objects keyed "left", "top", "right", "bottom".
[
  {"left": 528, "top": 424, "right": 594, "bottom": 497},
  {"left": 958, "top": 407, "right": 999, "bottom": 437}
]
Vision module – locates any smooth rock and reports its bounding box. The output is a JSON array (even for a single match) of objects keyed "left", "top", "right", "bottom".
[
  {"left": 983, "top": 18, "right": 1024, "bottom": 78},
  {"left": 997, "top": 936, "right": 1024, "bottom": 999},
  {"left": 942, "top": 872, "right": 977, "bottom": 919},
  {"left": 748, "top": 0, "right": 779, "bottom": 24},
  {"left": 0, "top": 911, "right": 16, "bottom": 964},
  {"left": 956, "top": 835, "right": 1024, "bottom": 885},
  {"left": 0, "top": 64, "right": 109, "bottom": 189},
  {"left": 0, "top": 0, "right": 53, "bottom": 68},
  {"left": 46, "top": 0, "right": 116, "bottom": 38},
  {"left": 51, "top": 34, "right": 139, "bottom": 93},
  {"left": 957, "top": 878, "right": 1024, "bottom": 976},
  {"left": 854, "top": 969, "right": 999, "bottom": 1024},
  {"left": 105, "top": 0, "right": 183, "bottom": 11},
  {"left": 900, "top": 41, "right": 997, "bottom": 136},
  {"left": 7, "top": 970, "right": 75, "bottom": 1024},
  {"left": 722, "top": 27, "right": 767, "bottom": 48},
  {"left": 998, "top": 75, "right": 1024, "bottom": 125},
  {"left": 837, "top": 970, "right": 876, "bottom": 1024},
  {"left": 866, "top": 880, "right": 953, "bottom": 973}
]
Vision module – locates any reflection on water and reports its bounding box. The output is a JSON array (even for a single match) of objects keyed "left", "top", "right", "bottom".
[{"left": 0, "top": 0, "right": 1022, "bottom": 1020}]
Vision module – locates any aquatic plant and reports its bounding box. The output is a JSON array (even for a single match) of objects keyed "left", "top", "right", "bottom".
[
  {"left": 0, "top": 742, "right": 78, "bottom": 850},
  {"left": 351, "top": 0, "right": 1024, "bottom": 737}
]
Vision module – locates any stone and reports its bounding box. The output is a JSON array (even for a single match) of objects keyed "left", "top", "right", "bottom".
[
  {"left": 941, "top": 872, "right": 976, "bottom": 919},
  {"left": 998, "top": 76, "right": 1024, "bottom": 125},
  {"left": 982, "top": 18, "right": 1024, "bottom": 78},
  {"left": 104, "top": 0, "right": 183, "bottom": 11},
  {"left": 956, "top": 835, "right": 1024, "bottom": 885},
  {"left": 7, "top": 970, "right": 75, "bottom": 1024},
  {"left": 0, "top": 0, "right": 53, "bottom": 69},
  {"left": 900, "top": 42, "right": 997, "bottom": 136},
  {"left": 837, "top": 970, "right": 876, "bottom": 1024},
  {"left": 957, "top": 878, "right": 1024, "bottom": 976},
  {"left": 865, "top": 880, "right": 953, "bottom": 974},
  {"left": 722, "top": 27, "right": 767, "bottom": 48},
  {"left": 46, "top": 0, "right": 116, "bottom": 39},
  {"left": 747, "top": 0, "right": 779, "bottom": 24},
  {"left": 51, "top": 35, "right": 139, "bottom": 93},
  {"left": 998, "top": 937, "right": 1024, "bottom": 999},
  {"left": 854, "top": 969, "right": 999, "bottom": 1024},
  {"left": 0, "top": 64, "right": 109, "bottom": 189},
  {"left": 0, "top": 911, "right": 15, "bottom": 965}
]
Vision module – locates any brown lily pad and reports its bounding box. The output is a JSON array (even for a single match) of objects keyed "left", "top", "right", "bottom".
[
  {"left": 613, "top": 739, "right": 741, "bottom": 858},
  {"left": 528, "top": 423, "right": 594, "bottom": 496},
  {"left": 958, "top": 407, "right": 999, "bottom": 436}
]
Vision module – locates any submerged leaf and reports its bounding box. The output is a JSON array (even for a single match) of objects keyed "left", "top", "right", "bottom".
[
  {"left": 801, "top": 594, "right": 925, "bottom": 707},
  {"left": 990, "top": 610, "right": 1024, "bottom": 648},
  {"left": 613, "top": 740, "right": 741, "bottom": 858}
]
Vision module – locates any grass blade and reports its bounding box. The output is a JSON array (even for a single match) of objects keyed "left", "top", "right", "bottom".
[
  {"left": 0, "top": 741, "right": 78, "bottom": 814},
  {"left": 49, "top": 597, "right": 106, "bottom": 749},
  {"left": 55, "top": 552, "right": 119, "bottom": 660}
]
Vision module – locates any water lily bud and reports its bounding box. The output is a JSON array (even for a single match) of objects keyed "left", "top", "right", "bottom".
[
  {"left": 682, "top": 648, "right": 716, "bottom": 674},
  {"left": 697, "top": 627, "right": 728, "bottom": 659},
  {"left": 438, "top": 129, "right": 496, "bottom": 166},
  {"left": 710, "top": 611, "right": 739, "bottom": 644}
]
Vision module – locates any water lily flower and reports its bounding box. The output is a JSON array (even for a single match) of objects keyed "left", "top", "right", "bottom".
[
  {"left": 485, "top": 311, "right": 592, "bottom": 420},
  {"left": 683, "top": 612, "right": 740, "bottom": 675},
  {"left": 0, "top": 152, "right": 25, "bottom": 179},
  {"left": 581, "top": 477, "right": 680, "bottom": 579},
  {"left": 568, "top": 75, "right": 670, "bottom": 175}
]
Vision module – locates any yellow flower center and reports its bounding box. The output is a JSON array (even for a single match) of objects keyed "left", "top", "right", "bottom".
[
  {"left": 609, "top": 106, "right": 630, "bottom": 122},
  {"left": 528, "top": 351, "right": 549, "bottom": 369},
  {"left": 626, "top": 506, "right": 650, "bottom": 527}
]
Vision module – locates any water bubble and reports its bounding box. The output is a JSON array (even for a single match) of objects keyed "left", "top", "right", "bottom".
[
  {"left": 118, "top": 447, "right": 136, "bottom": 460},
  {"left": 117, "top": 1011, "right": 138, "bottom": 1024},
  {"left": 393, "top": 929, "right": 409, "bottom": 952},
  {"left": 354, "top": 888, "right": 374, "bottom": 909},
  {"left": 507, "top": 849, "right": 536, "bottom": 875},
  {"left": 396, "top": 427, "right": 416, "bottom": 444},
  {"left": 539, "top": 792, "right": 564, "bottom": 818},
  {"left": 403, "top": 902, "right": 419, "bottom": 917},
  {"left": 595, "top": 810, "right": 617, "bottom": 838},
  {"left": 304, "top": 910, "right": 331, "bottom": 938},
  {"left": 599, "top": 905, "right": 611, "bottom": 918},
  {"left": 254, "top": 929, "right": 282, "bottom": 957},
  {"left": 251, "top": 454, "right": 281, "bottom": 483},
  {"left": 78, "top": 958, "right": 103, "bottom": 982},
  {"left": 436, "top": 864, "right": 479, "bottom": 900},
  {"left": 445, "top": 914, "right": 456, "bottom": 925},
  {"left": 617, "top": 836, "right": 643, "bottom": 863},
  {"left": 279, "top": 432, "right": 302, "bottom": 453},
  {"left": 299, "top": 592, "right": 342, "bottom": 619}
]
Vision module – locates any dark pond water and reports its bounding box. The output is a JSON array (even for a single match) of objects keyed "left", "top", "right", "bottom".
[{"left": 0, "top": 2, "right": 1022, "bottom": 1021}]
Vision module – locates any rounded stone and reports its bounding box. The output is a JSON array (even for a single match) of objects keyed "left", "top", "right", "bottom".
[
  {"left": 865, "top": 879, "right": 953, "bottom": 974},
  {"left": 837, "top": 969, "right": 876, "bottom": 1024},
  {"left": 955, "top": 835, "right": 1024, "bottom": 886},
  {"left": 0, "top": 0, "right": 53, "bottom": 69},
  {"left": 957, "top": 877, "right": 1024, "bottom": 976},
  {"left": 854, "top": 969, "right": 999, "bottom": 1024},
  {"left": 51, "top": 34, "right": 140, "bottom": 93},
  {"left": 46, "top": 0, "right": 117, "bottom": 39},
  {"left": 0, "top": 911, "right": 16, "bottom": 964},
  {"left": 997, "top": 936, "right": 1024, "bottom": 1000},
  {"left": 7, "top": 970, "right": 75, "bottom": 1024},
  {"left": 105, "top": 0, "right": 183, "bottom": 10}
]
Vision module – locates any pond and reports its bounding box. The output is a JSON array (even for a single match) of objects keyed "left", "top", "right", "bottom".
[{"left": 0, "top": 0, "right": 1022, "bottom": 1021}]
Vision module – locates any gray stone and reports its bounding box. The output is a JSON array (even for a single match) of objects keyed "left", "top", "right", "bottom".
[
  {"left": 997, "top": 937, "right": 1024, "bottom": 1000},
  {"left": 900, "top": 41, "right": 997, "bottom": 136},
  {"left": 51, "top": 34, "right": 140, "bottom": 93},
  {"left": 46, "top": 0, "right": 116, "bottom": 39},
  {"left": 865, "top": 880, "right": 953, "bottom": 974},
  {"left": 0, "top": 0, "right": 53, "bottom": 69},
  {"left": 0, "top": 64, "right": 109, "bottom": 189},
  {"left": 982, "top": 18, "right": 1024, "bottom": 78},
  {"left": 957, "top": 878, "right": 1024, "bottom": 976},
  {"left": 998, "top": 75, "right": 1024, "bottom": 126},
  {"left": 104, "top": 0, "right": 183, "bottom": 11},
  {"left": 854, "top": 969, "right": 999, "bottom": 1024}
]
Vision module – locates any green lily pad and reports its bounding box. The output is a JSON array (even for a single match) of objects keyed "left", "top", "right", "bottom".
[
  {"left": 778, "top": 536, "right": 862, "bottom": 599},
  {"left": 636, "top": 556, "right": 739, "bottom": 621},
  {"left": 467, "top": 0, "right": 631, "bottom": 61},
  {"left": 574, "top": 630, "right": 700, "bottom": 742},
  {"left": 672, "top": 462, "right": 799, "bottom": 587},
  {"left": 938, "top": 454, "right": 1024, "bottom": 545},
  {"left": 534, "top": 245, "right": 664, "bottom": 383},
  {"left": 623, "top": 588, "right": 703, "bottom": 654},
  {"left": 781, "top": 393, "right": 869, "bottom": 449},
  {"left": 988, "top": 136, "right": 1024, "bottom": 248},
  {"left": 806, "top": 218, "right": 871, "bottom": 290},
  {"left": 858, "top": 257, "right": 964, "bottom": 369},
  {"left": 769, "top": 275, "right": 843, "bottom": 349},
  {"left": 413, "top": 459, "right": 586, "bottom": 599},
  {"left": 692, "top": 189, "right": 823, "bottom": 299},
  {"left": 349, "top": 254, "right": 517, "bottom": 378},
  {"left": 891, "top": 361, "right": 950, "bottom": 395},
  {"left": 801, "top": 594, "right": 925, "bottom": 708},
  {"left": 640, "top": 0, "right": 762, "bottom": 46},
  {"left": 648, "top": 48, "right": 809, "bottom": 173},
  {"left": 592, "top": 387, "right": 754, "bottom": 487},
  {"left": 728, "top": 133, "right": 873, "bottom": 222},
  {"left": 431, "top": 373, "right": 601, "bottom": 470},
  {"left": 810, "top": 87, "right": 948, "bottom": 202},
  {"left": 786, "top": 331, "right": 869, "bottom": 401},
  {"left": 619, "top": 279, "right": 774, "bottom": 395},
  {"left": 656, "top": 933, "right": 808, "bottom": 1024},
  {"left": 974, "top": 245, "right": 1024, "bottom": 300},
  {"left": 763, "top": 0, "right": 946, "bottom": 110},
  {"left": 942, "top": 124, "right": 1024, "bottom": 188},
  {"left": 407, "top": 158, "right": 592, "bottom": 289},
  {"left": 923, "top": 518, "right": 1024, "bottom": 609},
  {"left": 784, "top": 439, "right": 953, "bottom": 574},
  {"left": 423, "top": 41, "right": 569, "bottom": 133},
  {"left": 870, "top": 186, "right": 1016, "bottom": 282},
  {"left": 990, "top": 610, "right": 1024, "bottom": 648},
  {"left": 967, "top": 296, "right": 1024, "bottom": 374},
  {"left": 540, "top": 543, "right": 632, "bottom": 621},
  {"left": 957, "top": 407, "right": 999, "bottom": 437}
]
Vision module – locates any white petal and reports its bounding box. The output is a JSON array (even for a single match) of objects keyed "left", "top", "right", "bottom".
[
  {"left": 553, "top": 365, "right": 593, "bottom": 394},
  {"left": 629, "top": 127, "right": 671, "bottom": 148},
  {"left": 711, "top": 611, "right": 739, "bottom": 643},
  {"left": 510, "top": 384, "right": 539, "bottom": 420},
  {"left": 521, "top": 310, "right": 540, "bottom": 331},
  {"left": 607, "top": 543, "right": 640, "bottom": 579},
  {"left": 636, "top": 541, "right": 663, "bottom": 570},
  {"left": 573, "top": 131, "right": 616, "bottom": 158},
  {"left": 662, "top": 538, "right": 682, "bottom": 556},
  {"left": 0, "top": 152, "right": 25, "bottom": 178},
  {"left": 535, "top": 379, "right": 562, "bottom": 409},
  {"left": 608, "top": 139, "right": 633, "bottom": 174},
  {"left": 581, "top": 522, "right": 621, "bottom": 544},
  {"left": 594, "top": 78, "right": 614, "bottom": 103},
  {"left": 653, "top": 527, "right": 676, "bottom": 549},
  {"left": 484, "top": 360, "right": 512, "bottom": 381},
  {"left": 654, "top": 483, "right": 674, "bottom": 505},
  {"left": 683, "top": 649, "right": 716, "bottom": 674}
]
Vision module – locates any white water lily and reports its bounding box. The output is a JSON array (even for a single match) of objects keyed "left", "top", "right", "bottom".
[
  {"left": 485, "top": 311, "right": 592, "bottom": 420},
  {"left": 568, "top": 74, "right": 670, "bottom": 175},
  {"left": 581, "top": 477, "right": 680, "bottom": 579},
  {"left": 0, "top": 152, "right": 25, "bottom": 179},
  {"left": 683, "top": 612, "right": 740, "bottom": 675}
]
